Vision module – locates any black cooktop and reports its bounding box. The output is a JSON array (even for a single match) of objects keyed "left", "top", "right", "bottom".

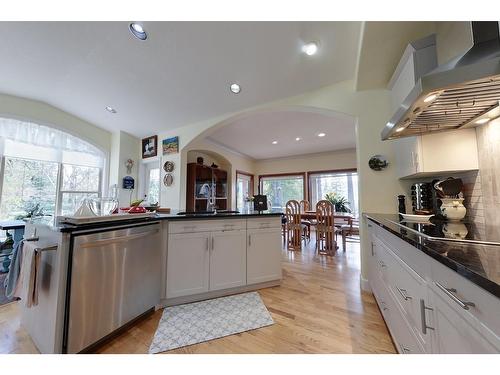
[{"left": 391, "top": 216, "right": 500, "bottom": 245}]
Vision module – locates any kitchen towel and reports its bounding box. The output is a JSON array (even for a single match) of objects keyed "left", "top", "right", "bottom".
[
  {"left": 4, "top": 239, "right": 23, "bottom": 300},
  {"left": 149, "top": 292, "right": 274, "bottom": 353},
  {"left": 7, "top": 240, "right": 41, "bottom": 307}
]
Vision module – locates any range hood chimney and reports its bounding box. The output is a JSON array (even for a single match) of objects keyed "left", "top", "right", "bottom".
[{"left": 382, "top": 21, "right": 500, "bottom": 140}]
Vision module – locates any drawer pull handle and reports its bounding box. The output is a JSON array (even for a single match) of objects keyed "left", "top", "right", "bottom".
[
  {"left": 420, "top": 299, "right": 434, "bottom": 335},
  {"left": 399, "top": 344, "right": 410, "bottom": 354},
  {"left": 435, "top": 282, "right": 475, "bottom": 310},
  {"left": 184, "top": 225, "right": 196, "bottom": 230},
  {"left": 378, "top": 260, "right": 386, "bottom": 268},
  {"left": 371, "top": 243, "right": 375, "bottom": 256},
  {"left": 396, "top": 287, "right": 412, "bottom": 301},
  {"left": 248, "top": 234, "right": 251, "bottom": 247},
  {"left": 368, "top": 224, "right": 373, "bottom": 228}
]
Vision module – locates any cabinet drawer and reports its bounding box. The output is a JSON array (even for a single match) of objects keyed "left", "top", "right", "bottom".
[
  {"left": 169, "top": 219, "right": 246, "bottom": 234},
  {"left": 247, "top": 217, "right": 282, "bottom": 230},
  {"left": 431, "top": 259, "right": 500, "bottom": 340}
]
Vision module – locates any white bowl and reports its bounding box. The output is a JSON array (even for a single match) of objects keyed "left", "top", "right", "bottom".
[{"left": 400, "top": 213, "right": 434, "bottom": 222}]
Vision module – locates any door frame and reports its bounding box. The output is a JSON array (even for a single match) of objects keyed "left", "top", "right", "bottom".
[{"left": 235, "top": 170, "right": 254, "bottom": 210}]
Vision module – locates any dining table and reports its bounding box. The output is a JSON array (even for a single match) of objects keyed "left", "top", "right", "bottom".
[{"left": 301, "top": 211, "right": 355, "bottom": 224}]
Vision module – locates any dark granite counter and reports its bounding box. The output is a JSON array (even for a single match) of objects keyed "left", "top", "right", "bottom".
[
  {"left": 364, "top": 213, "right": 500, "bottom": 299},
  {"left": 28, "top": 210, "right": 283, "bottom": 233}
]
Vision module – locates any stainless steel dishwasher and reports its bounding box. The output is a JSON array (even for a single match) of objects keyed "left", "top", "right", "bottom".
[{"left": 65, "top": 222, "right": 161, "bottom": 353}]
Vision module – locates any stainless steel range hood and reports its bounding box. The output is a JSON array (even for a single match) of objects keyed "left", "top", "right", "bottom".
[{"left": 382, "top": 22, "right": 500, "bottom": 140}]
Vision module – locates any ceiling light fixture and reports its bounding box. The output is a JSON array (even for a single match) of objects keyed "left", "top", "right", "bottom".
[
  {"left": 395, "top": 127, "right": 405, "bottom": 133},
  {"left": 423, "top": 93, "right": 438, "bottom": 103},
  {"left": 272, "top": 140, "right": 278, "bottom": 145},
  {"left": 302, "top": 41, "right": 319, "bottom": 56},
  {"left": 317, "top": 132, "right": 326, "bottom": 137},
  {"left": 475, "top": 118, "right": 490, "bottom": 125},
  {"left": 129, "top": 22, "right": 147, "bottom": 40},
  {"left": 105, "top": 106, "right": 117, "bottom": 114},
  {"left": 295, "top": 137, "right": 301, "bottom": 141},
  {"left": 230, "top": 83, "right": 241, "bottom": 94}
]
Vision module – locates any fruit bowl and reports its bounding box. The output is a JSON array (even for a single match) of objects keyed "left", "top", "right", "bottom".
[{"left": 128, "top": 206, "right": 147, "bottom": 214}]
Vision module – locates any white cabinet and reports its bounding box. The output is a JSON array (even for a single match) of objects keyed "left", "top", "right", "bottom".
[
  {"left": 366, "top": 218, "right": 500, "bottom": 354},
  {"left": 166, "top": 232, "right": 210, "bottom": 298},
  {"left": 247, "top": 228, "right": 282, "bottom": 284},
  {"left": 429, "top": 287, "right": 500, "bottom": 353},
  {"left": 394, "top": 128, "right": 479, "bottom": 179},
  {"left": 209, "top": 230, "right": 247, "bottom": 291}
]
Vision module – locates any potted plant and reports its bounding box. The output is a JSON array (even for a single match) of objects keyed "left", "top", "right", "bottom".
[{"left": 324, "top": 192, "right": 352, "bottom": 213}]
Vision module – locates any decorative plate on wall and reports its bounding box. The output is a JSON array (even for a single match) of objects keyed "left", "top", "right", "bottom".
[
  {"left": 163, "top": 161, "right": 175, "bottom": 173},
  {"left": 164, "top": 173, "right": 174, "bottom": 187},
  {"left": 368, "top": 155, "right": 389, "bottom": 171}
]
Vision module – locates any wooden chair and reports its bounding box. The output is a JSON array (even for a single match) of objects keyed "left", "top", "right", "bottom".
[
  {"left": 299, "top": 199, "right": 312, "bottom": 240},
  {"left": 285, "top": 200, "right": 307, "bottom": 251},
  {"left": 315, "top": 200, "right": 338, "bottom": 255},
  {"left": 341, "top": 217, "right": 360, "bottom": 251}
]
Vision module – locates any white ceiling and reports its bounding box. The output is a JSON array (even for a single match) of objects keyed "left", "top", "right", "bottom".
[
  {"left": 207, "top": 109, "right": 356, "bottom": 160},
  {"left": 0, "top": 21, "right": 361, "bottom": 138}
]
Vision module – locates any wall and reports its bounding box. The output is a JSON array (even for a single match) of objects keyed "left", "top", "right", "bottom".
[
  {"left": 109, "top": 131, "right": 141, "bottom": 206},
  {"left": 0, "top": 94, "right": 111, "bottom": 154}
]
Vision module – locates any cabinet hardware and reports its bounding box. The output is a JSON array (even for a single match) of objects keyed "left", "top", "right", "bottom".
[
  {"left": 399, "top": 344, "right": 411, "bottom": 353},
  {"left": 206, "top": 237, "right": 209, "bottom": 251},
  {"left": 248, "top": 234, "right": 251, "bottom": 247},
  {"left": 396, "top": 287, "right": 412, "bottom": 300},
  {"left": 184, "top": 225, "right": 196, "bottom": 230},
  {"left": 368, "top": 223, "right": 372, "bottom": 228},
  {"left": 420, "top": 299, "right": 434, "bottom": 335},
  {"left": 435, "top": 282, "right": 475, "bottom": 310},
  {"left": 211, "top": 237, "right": 214, "bottom": 251},
  {"left": 380, "top": 301, "right": 389, "bottom": 311},
  {"left": 378, "top": 260, "right": 386, "bottom": 268},
  {"left": 371, "top": 242, "right": 374, "bottom": 256}
]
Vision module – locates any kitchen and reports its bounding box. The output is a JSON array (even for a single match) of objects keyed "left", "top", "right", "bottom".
[{"left": 0, "top": 4, "right": 500, "bottom": 370}]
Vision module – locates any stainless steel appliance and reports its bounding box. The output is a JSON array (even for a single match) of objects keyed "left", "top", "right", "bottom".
[
  {"left": 65, "top": 222, "right": 161, "bottom": 353},
  {"left": 382, "top": 21, "right": 500, "bottom": 140}
]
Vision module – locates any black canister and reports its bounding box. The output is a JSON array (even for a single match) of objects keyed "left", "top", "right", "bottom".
[{"left": 398, "top": 195, "right": 406, "bottom": 215}]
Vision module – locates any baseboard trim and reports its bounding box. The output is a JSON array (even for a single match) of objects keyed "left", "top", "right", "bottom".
[{"left": 360, "top": 275, "right": 372, "bottom": 293}]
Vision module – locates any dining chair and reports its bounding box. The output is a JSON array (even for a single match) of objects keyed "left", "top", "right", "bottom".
[
  {"left": 341, "top": 217, "right": 360, "bottom": 251},
  {"left": 285, "top": 200, "right": 307, "bottom": 251},
  {"left": 315, "top": 200, "right": 338, "bottom": 255},
  {"left": 299, "top": 199, "right": 313, "bottom": 240}
]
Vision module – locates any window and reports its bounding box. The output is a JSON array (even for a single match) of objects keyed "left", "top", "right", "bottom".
[
  {"left": 308, "top": 170, "right": 358, "bottom": 215},
  {"left": 236, "top": 171, "right": 254, "bottom": 211},
  {"left": 259, "top": 174, "right": 305, "bottom": 211},
  {"left": 0, "top": 118, "right": 106, "bottom": 220},
  {"left": 145, "top": 165, "right": 160, "bottom": 204}
]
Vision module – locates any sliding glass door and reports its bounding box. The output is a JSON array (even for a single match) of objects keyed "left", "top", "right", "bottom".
[{"left": 236, "top": 171, "right": 253, "bottom": 211}]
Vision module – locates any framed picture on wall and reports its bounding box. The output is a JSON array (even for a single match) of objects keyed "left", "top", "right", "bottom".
[
  {"left": 162, "top": 136, "right": 179, "bottom": 155},
  {"left": 142, "top": 135, "right": 158, "bottom": 158}
]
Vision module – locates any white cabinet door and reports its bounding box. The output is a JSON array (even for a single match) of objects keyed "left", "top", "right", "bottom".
[
  {"left": 209, "top": 230, "right": 247, "bottom": 291},
  {"left": 166, "top": 232, "right": 210, "bottom": 298},
  {"left": 430, "top": 288, "right": 500, "bottom": 353},
  {"left": 247, "top": 228, "right": 282, "bottom": 284},
  {"left": 394, "top": 136, "right": 421, "bottom": 178}
]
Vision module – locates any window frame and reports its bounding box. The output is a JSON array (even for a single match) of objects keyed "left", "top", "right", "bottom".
[
  {"left": 0, "top": 156, "right": 103, "bottom": 218},
  {"left": 307, "top": 168, "right": 358, "bottom": 211},
  {"left": 258, "top": 172, "right": 307, "bottom": 210},
  {"left": 235, "top": 170, "right": 254, "bottom": 211}
]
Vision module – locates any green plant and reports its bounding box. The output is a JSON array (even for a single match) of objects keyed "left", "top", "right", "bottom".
[{"left": 324, "top": 192, "right": 351, "bottom": 213}]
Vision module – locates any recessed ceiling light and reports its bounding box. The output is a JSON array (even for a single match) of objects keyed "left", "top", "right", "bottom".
[
  {"left": 475, "top": 118, "right": 490, "bottom": 125},
  {"left": 105, "top": 106, "right": 117, "bottom": 114},
  {"left": 129, "top": 22, "right": 147, "bottom": 40},
  {"left": 395, "top": 127, "right": 405, "bottom": 133},
  {"left": 317, "top": 132, "right": 326, "bottom": 137},
  {"left": 302, "top": 42, "right": 319, "bottom": 56},
  {"left": 295, "top": 137, "right": 301, "bottom": 141},
  {"left": 423, "top": 93, "right": 438, "bottom": 103},
  {"left": 272, "top": 140, "right": 278, "bottom": 145},
  {"left": 230, "top": 83, "right": 241, "bottom": 94}
]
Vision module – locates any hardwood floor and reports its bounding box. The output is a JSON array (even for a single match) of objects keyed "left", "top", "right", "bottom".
[{"left": 0, "top": 233, "right": 396, "bottom": 354}]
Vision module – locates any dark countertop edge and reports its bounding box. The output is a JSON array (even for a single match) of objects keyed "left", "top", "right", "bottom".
[
  {"left": 363, "top": 213, "right": 500, "bottom": 300},
  {"left": 54, "top": 212, "right": 283, "bottom": 232}
]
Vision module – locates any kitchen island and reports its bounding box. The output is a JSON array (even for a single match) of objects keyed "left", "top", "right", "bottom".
[
  {"left": 364, "top": 213, "right": 500, "bottom": 353},
  {"left": 20, "top": 210, "right": 283, "bottom": 354}
]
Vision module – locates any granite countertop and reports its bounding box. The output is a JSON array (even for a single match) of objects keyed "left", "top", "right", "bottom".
[
  {"left": 27, "top": 210, "right": 283, "bottom": 233},
  {"left": 364, "top": 213, "right": 500, "bottom": 299}
]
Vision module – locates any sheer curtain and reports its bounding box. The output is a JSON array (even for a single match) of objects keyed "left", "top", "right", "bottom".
[{"left": 0, "top": 117, "right": 105, "bottom": 167}]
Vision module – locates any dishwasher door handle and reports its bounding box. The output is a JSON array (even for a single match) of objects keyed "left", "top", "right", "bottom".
[{"left": 78, "top": 229, "right": 159, "bottom": 248}]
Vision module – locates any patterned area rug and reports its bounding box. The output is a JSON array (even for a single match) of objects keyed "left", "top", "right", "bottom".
[{"left": 149, "top": 292, "right": 274, "bottom": 353}]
